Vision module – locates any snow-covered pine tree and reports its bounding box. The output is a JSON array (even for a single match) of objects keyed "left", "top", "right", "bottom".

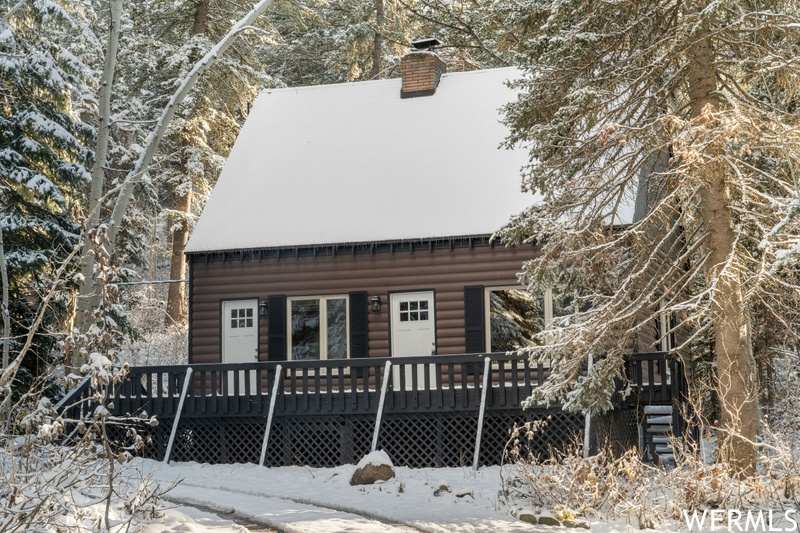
[
  {"left": 497, "top": 0, "right": 800, "bottom": 475},
  {"left": 397, "top": 0, "right": 545, "bottom": 69},
  {"left": 262, "top": 0, "right": 418, "bottom": 85},
  {"left": 351, "top": 0, "right": 562, "bottom": 76},
  {"left": 105, "top": 0, "right": 273, "bottom": 326},
  {"left": 0, "top": 1, "right": 95, "bottom": 382}
]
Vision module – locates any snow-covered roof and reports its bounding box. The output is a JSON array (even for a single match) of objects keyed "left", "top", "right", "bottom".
[{"left": 185, "top": 67, "right": 537, "bottom": 253}]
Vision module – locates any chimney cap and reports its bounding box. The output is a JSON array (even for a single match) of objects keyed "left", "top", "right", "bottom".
[{"left": 411, "top": 38, "right": 441, "bottom": 51}]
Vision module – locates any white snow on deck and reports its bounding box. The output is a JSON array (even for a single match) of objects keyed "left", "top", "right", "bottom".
[{"left": 185, "top": 68, "right": 536, "bottom": 253}]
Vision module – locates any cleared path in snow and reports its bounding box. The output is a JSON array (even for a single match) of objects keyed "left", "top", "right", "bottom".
[{"left": 165, "top": 483, "right": 424, "bottom": 533}]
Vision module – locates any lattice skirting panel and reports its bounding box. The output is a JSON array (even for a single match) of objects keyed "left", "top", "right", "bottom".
[
  {"left": 105, "top": 418, "right": 173, "bottom": 462},
  {"left": 479, "top": 409, "right": 585, "bottom": 467},
  {"left": 263, "top": 414, "right": 375, "bottom": 467},
  {"left": 167, "top": 417, "right": 267, "bottom": 464},
  {"left": 593, "top": 407, "right": 639, "bottom": 457},
  {"left": 376, "top": 412, "right": 476, "bottom": 467},
  {"left": 127, "top": 409, "right": 585, "bottom": 467}
]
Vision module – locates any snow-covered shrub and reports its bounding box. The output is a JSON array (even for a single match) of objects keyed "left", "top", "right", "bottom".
[
  {"left": 502, "top": 418, "right": 800, "bottom": 530},
  {"left": 670, "top": 426, "right": 800, "bottom": 514},
  {"left": 500, "top": 422, "right": 667, "bottom": 529},
  {"left": 0, "top": 356, "right": 168, "bottom": 531}
]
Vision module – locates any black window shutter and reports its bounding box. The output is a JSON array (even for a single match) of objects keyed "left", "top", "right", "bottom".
[
  {"left": 464, "top": 286, "right": 485, "bottom": 353},
  {"left": 349, "top": 291, "right": 369, "bottom": 358},
  {"left": 268, "top": 295, "right": 287, "bottom": 361}
]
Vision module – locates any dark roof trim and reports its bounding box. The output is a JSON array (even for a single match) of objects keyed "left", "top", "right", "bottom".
[{"left": 186, "top": 234, "right": 531, "bottom": 263}]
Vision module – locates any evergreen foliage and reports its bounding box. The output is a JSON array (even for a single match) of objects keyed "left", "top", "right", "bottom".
[
  {"left": 497, "top": 0, "right": 800, "bottom": 472},
  {"left": 397, "top": 0, "right": 547, "bottom": 68},
  {"left": 0, "top": 0, "right": 94, "bottom": 382},
  {"left": 263, "top": 0, "right": 417, "bottom": 84}
]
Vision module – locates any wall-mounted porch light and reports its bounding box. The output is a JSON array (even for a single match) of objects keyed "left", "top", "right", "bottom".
[
  {"left": 371, "top": 296, "right": 381, "bottom": 313},
  {"left": 259, "top": 300, "right": 269, "bottom": 317}
]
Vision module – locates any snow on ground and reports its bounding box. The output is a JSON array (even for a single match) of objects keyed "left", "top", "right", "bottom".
[
  {"left": 142, "top": 505, "right": 250, "bottom": 532},
  {"left": 131, "top": 458, "right": 682, "bottom": 533}
]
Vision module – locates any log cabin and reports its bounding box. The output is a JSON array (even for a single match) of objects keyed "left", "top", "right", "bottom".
[
  {"left": 57, "top": 42, "right": 688, "bottom": 468},
  {"left": 184, "top": 42, "right": 635, "bottom": 369}
]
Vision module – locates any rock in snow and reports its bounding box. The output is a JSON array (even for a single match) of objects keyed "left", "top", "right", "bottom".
[
  {"left": 433, "top": 480, "right": 451, "bottom": 496},
  {"left": 350, "top": 450, "right": 395, "bottom": 485}
]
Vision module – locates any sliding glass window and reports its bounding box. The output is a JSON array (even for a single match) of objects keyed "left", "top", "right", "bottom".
[{"left": 288, "top": 296, "right": 349, "bottom": 360}]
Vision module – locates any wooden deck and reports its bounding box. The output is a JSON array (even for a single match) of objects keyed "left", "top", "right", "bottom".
[{"left": 58, "top": 352, "right": 687, "bottom": 467}]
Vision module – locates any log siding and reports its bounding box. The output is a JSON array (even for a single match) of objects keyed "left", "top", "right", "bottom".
[{"left": 188, "top": 239, "right": 540, "bottom": 364}]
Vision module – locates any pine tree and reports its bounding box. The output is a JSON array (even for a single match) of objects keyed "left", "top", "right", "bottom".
[
  {"left": 0, "top": 1, "right": 95, "bottom": 381},
  {"left": 498, "top": 0, "right": 800, "bottom": 475},
  {"left": 262, "top": 0, "right": 418, "bottom": 85},
  {"left": 110, "top": 0, "right": 273, "bottom": 326},
  {"left": 396, "top": 0, "right": 547, "bottom": 69}
]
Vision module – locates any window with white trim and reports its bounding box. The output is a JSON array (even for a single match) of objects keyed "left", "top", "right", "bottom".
[
  {"left": 287, "top": 296, "right": 349, "bottom": 360},
  {"left": 484, "top": 287, "right": 571, "bottom": 352}
]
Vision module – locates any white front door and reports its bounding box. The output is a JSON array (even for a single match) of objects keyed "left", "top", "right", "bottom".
[
  {"left": 222, "top": 299, "right": 258, "bottom": 393},
  {"left": 390, "top": 291, "right": 436, "bottom": 389}
]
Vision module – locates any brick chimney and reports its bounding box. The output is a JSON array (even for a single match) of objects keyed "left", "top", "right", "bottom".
[{"left": 401, "top": 38, "right": 446, "bottom": 99}]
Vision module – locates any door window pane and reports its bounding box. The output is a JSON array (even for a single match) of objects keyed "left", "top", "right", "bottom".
[
  {"left": 291, "top": 299, "right": 321, "bottom": 360},
  {"left": 326, "top": 298, "right": 348, "bottom": 359},
  {"left": 489, "top": 289, "right": 544, "bottom": 352}
]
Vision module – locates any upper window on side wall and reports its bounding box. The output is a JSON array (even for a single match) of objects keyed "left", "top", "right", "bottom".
[
  {"left": 655, "top": 300, "right": 674, "bottom": 352},
  {"left": 288, "top": 296, "right": 349, "bottom": 361},
  {"left": 484, "top": 287, "right": 572, "bottom": 352}
]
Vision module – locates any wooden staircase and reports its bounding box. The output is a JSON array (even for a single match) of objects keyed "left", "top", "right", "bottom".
[{"left": 642, "top": 405, "right": 675, "bottom": 465}]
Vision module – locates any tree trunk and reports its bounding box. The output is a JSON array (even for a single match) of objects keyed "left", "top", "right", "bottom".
[
  {"left": 685, "top": 6, "right": 759, "bottom": 476},
  {"left": 165, "top": 185, "right": 192, "bottom": 325},
  {"left": 192, "top": 0, "right": 209, "bottom": 35},
  {"left": 370, "top": 0, "right": 384, "bottom": 79},
  {"left": 74, "top": 0, "right": 123, "bottom": 343},
  {"left": 0, "top": 226, "right": 9, "bottom": 370},
  {"left": 164, "top": 0, "right": 208, "bottom": 326}
]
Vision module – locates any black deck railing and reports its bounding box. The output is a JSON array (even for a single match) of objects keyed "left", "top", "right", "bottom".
[
  {"left": 56, "top": 352, "right": 687, "bottom": 467},
  {"left": 625, "top": 351, "right": 687, "bottom": 405},
  {"left": 103, "top": 353, "right": 544, "bottom": 418},
  {"left": 59, "top": 352, "right": 685, "bottom": 420}
]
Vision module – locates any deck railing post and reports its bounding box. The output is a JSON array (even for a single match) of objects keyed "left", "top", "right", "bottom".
[
  {"left": 55, "top": 375, "right": 92, "bottom": 443},
  {"left": 259, "top": 364, "right": 283, "bottom": 467},
  {"left": 371, "top": 360, "right": 392, "bottom": 453},
  {"left": 472, "top": 356, "right": 491, "bottom": 472},
  {"left": 164, "top": 367, "right": 193, "bottom": 464}
]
